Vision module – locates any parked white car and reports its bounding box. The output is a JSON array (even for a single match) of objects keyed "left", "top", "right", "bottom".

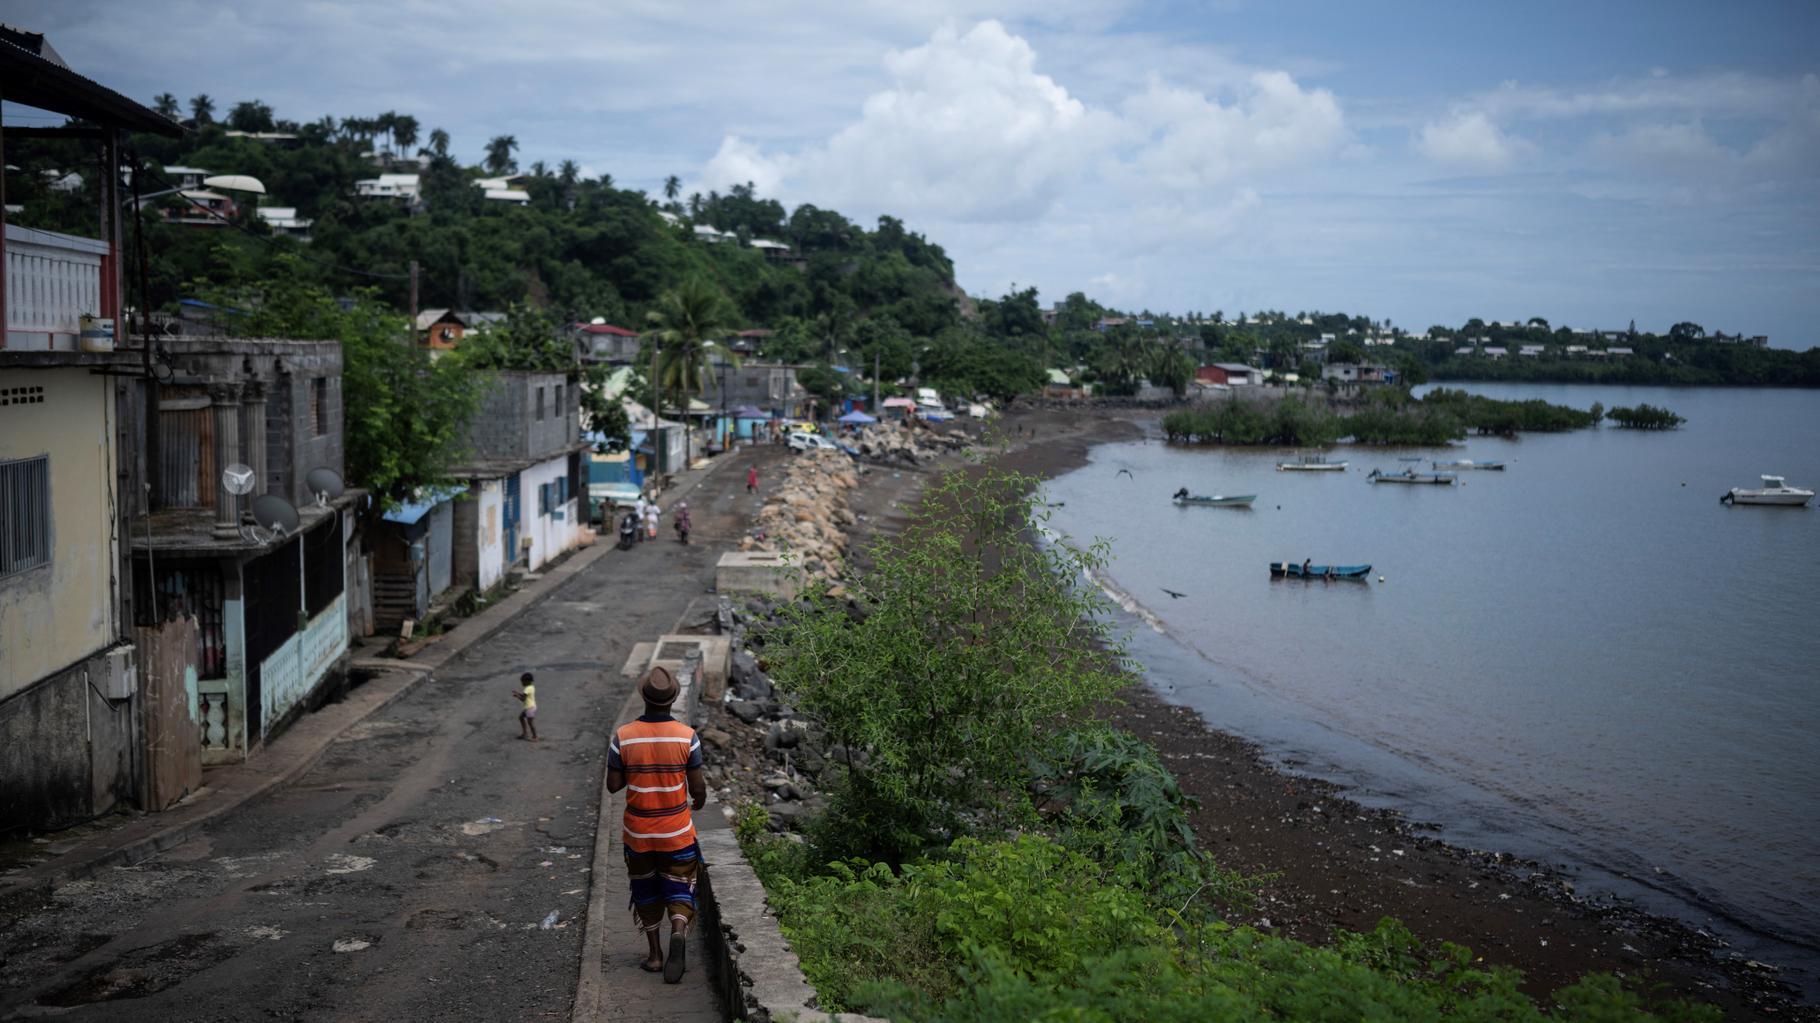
[{"left": 787, "top": 431, "right": 837, "bottom": 453}]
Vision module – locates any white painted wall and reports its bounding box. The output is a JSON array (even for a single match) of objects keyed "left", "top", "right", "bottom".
[
  {"left": 0, "top": 368, "right": 118, "bottom": 700},
  {"left": 519, "top": 454, "right": 582, "bottom": 572},
  {"left": 258, "top": 592, "right": 348, "bottom": 734},
  {"left": 474, "top": 478, "right": 505, "bottom": 591}
]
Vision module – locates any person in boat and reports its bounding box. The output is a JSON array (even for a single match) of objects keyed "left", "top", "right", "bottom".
[
  {"left": 1173, "top": 487, "right": 1190, "bottom": 500},
  {"left": 1302, "top": 558, "right": 1312, "bottom": 576}
]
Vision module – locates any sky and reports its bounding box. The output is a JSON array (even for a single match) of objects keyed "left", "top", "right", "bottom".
[{"left": 11, "top": 0, "right": 1820, "bottom": 344}]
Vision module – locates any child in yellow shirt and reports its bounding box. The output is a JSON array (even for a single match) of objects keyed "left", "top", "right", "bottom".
[{"left": 514, "top": 672, "right": 539, "bottom": 741}]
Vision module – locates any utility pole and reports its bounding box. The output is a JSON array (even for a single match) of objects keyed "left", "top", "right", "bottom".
[
  {"left": 408, "top": 260, "right": 420, "bottom": 344},
  {"left": 873, "top": 348, "right": 880, "bottom": 416},
  {"left": 649, "top": 334, "right": 662, "bottom": 476}
]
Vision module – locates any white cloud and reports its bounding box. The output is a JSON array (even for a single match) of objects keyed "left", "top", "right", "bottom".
[
  {"left": 1416, "top": 111, "right": 1526, "bottom": 169},
  {"left": 702, "top": 20, "right": 1347, "bottom": 231}
]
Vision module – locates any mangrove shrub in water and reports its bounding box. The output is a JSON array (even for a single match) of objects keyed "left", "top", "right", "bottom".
[{"left": 1607, "top": 403, "right": 1686, "bottom": 430}]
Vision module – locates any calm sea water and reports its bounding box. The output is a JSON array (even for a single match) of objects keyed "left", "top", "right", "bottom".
[{"left": 1043, "top": 383, "right": 1820, "bottom": 988}]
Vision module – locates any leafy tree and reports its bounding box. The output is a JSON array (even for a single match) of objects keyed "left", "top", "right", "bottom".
[
  {"left": 1150, "top": 344, "right": 1196, "bottom": 398},
  {"left": 191, "top": 257, "right": 487, "bottom": 505},
  {"left": 765, "top": 467, "right": 1128, "bottom": 864},
  {"left": 1668, "top": 322, "right": 1706, "bottom": 341},
  {"left": 227, "top": 99, "right": 275, "bottom": 132},
  {"left": 484, "top": 134, "right": 519, "bottom": 175}
]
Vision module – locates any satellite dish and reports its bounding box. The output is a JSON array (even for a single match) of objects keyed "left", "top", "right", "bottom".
[
  {"left": 305, "top": 467, "right": 344, "bottom": 506},
  {"left": 222, "top": 463, "right": 256, "bottom": 496},
  {"left": 250, "top": 494, "right": 301, "bottom": 537}
]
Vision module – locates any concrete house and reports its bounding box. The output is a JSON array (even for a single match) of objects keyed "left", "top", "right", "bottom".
[
  {"left": 1196, "top": 363, "right": 1262, "bottom": 386},
  {"left": 3, "top": 31, "right": 208, "bottom": 828},
  {"left": 127, "top": 337, "right": 357, "bottom": 766},
  {"left": 448, "top": 372, "right": 587, "bottom": 594},
  {"left": 572, "top": 321, "right": 642, "bottom": 364}
]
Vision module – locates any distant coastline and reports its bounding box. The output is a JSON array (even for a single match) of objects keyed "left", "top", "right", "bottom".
[{"left": 1430, "top": 354, "right": 1820, "bottom": 387}]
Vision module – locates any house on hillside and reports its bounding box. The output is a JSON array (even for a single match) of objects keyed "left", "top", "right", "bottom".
[
  {"left": 257, "top": 207, "right": 313, "bottom": 240},
  {"left": 355, "top": 173, "right": 420, "bottom": 202},
  {"left": 711, "top": 360, "right": 808, "bottom": 421},
  {"left": 447, "top": 373, "right": 587, "bottom": 594},
  {"left": 1519, "top": 344, "right": 1546, "bottom": 358},
  {"left": 1196, "top": 364, "right": 1261, "bottom": 386},
  {"left": 572, "top": 320, "right": 642, "bottom": 364},
  {"left": 1483, "top": 347, "right": 1509, "bottom": 359},
  {"left": 1322, "top": 362, "right": 1393, "bottom": 385}
]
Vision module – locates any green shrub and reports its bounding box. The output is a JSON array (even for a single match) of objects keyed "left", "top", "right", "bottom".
[
  {"left": 764, "top": 468, "right": 1129, "bottom": 865},
  {"left": 1606, "top": 404, "right": 1686, "bottom": 430},
  {"left": 1033, "top": 726, "right": 1258, "bottom": 919}
]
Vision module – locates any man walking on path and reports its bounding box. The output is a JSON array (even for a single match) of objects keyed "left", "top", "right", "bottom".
[
  {"left": 606, "top": 667, "right": 706, "bottom": 983},
  {"left": 633, "top": 494, "right": 649, "bottom": 543}
]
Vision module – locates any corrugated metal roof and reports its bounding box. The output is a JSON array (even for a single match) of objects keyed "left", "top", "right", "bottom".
[{"left": 381, "top": 485, "right": 463, "bottom": 525}]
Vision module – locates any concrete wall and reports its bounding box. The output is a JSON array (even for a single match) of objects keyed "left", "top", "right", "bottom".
[
  {"left": 257, "top": 592, "right": 348, "bottom": 734},
  {"left": 0, "top": 367, "right": 119, "bottom": 701},
  {"left": 0, "top": 651, "right": 137, "bottom": 832},
  {"left": 519, "top": 455, "right": 581, "bottom": 572},
  {"left": 465, "top": 372, "right": 576, "bottom": 462}
]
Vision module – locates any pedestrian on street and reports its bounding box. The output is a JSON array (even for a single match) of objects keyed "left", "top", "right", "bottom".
[
  {"left": 643, "top": 499, "right": 660, "bottom": 540},
  {"left": 746, "top": 466, "right": 758, "bottom": 493},
  {"left": 606, "top": 667, "right": 706, "bottom": 983},
  {"left": 514, "top": 672, "right": 539, "bottom": 741},
  {"left": 632, "top": 494, "right": 649, "bottom": 544}
]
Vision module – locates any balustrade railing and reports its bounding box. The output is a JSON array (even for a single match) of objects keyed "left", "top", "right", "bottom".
[{"left": 4, "top": 224, "right": 109, "bottom": 351}]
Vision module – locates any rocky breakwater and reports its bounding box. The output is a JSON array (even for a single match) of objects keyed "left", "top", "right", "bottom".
[
  {"left": 740, "top": 448, "right": 860, "bottom": 584},
  {"left": 848, "top": 419, "right": 971, "bottom": 466},
  {"left": 698, "top": 596, "right": 861, "bottom": 834}
]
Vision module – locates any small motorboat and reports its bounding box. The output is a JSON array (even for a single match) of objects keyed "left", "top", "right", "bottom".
[
  {"left": 1368, "top": 468, "right": 1455, "bottom": 485},
  {"left": 1270, "top": 562, "right": 1372, "bottom": 579},
  {"left": 1433, "top": 460, "right": 1505, "bottom": 471},
  {"left": 1721, "top": 476, "right": 1814, "bottom": 507},
  {"left": 1277, "top": 453, "right": 1348, "bottom": 472},
  {"left": 1172, "top": 488, "right": 1255, "bottom": 507}
]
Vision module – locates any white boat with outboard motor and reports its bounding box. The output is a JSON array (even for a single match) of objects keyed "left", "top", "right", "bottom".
[{"left": 1721, "top": 476, "right": 1813, "bottom": 507}]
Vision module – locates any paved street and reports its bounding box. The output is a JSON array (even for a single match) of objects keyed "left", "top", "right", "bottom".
[{"left": 0, "top": 450, "right": 782, "bottom": 1022}]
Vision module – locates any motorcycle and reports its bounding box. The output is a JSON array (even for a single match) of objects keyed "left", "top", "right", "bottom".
[{"left": 617, "top": 511, "right": 639, "bottom": 551}]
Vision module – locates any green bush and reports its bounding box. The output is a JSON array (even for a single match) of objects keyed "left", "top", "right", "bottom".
[
  {"left": 1418, "top": 388, "right": 1599, "bottom": 434},
  {"left": 1033, "top": 726, "right": 1257, "bottom": 919},
  {"left": 1606, "top": 404, "right": 1686, "bottom": 430},
  {"left": 764, "top": 468, "right": 1129, "bottom": 865}
]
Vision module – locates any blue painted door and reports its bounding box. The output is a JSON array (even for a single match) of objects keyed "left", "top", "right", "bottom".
[{"left": 502, "top": 473, "right": 521, "bottom": 571}]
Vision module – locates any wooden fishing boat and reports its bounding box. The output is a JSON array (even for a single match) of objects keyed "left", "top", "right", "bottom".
[
  {"left": 1172, "top": 488, "right": 1255, "bottom": 507},
  {"left": 1277, "top": 453, "right": 1348, "bottom": 472},
  {"left": 1433, "top": 459, "right": 1505, "bottom": 471},
  {"left": 1270, "top": 562, "right": 1372, "bottom": 579},
  {"left": 1722, "top": 475, "right": 1814, "bottom": 506},
  {"left": 1368, "top": 468, "right": 1455, "bottom": 485}
]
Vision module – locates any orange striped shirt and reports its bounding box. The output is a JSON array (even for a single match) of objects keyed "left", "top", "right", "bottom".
[{"left": 609, "top": 716, "right": 701, "bottom": 853}]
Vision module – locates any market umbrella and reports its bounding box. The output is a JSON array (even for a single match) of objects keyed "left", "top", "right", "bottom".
[{"left": 837, "top": 410, "right": 877, "bottom": 425}]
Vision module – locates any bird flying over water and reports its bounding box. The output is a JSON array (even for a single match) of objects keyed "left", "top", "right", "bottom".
[
  {"left": 1162, "top": 587, "right": 1186, "bottom": 599},
  {"left": 1115, "top": 468, "right": 1133, "bottom": 479}
]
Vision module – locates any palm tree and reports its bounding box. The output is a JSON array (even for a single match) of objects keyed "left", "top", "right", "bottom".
[
  {"left": 646, "top": 277, "right": 737, "bottom": 466},
  {"left": 484, "top": 135, "right": 518, "bottom": 175},
  {"left": 427, "top": 128, "right": 450, "bottom": 158},
  {"left": 1150, "top": 344, "right": 1196, "bottom": 398},
  {"left": 663, "top": 175, "right": 681, "bottom": 202},
  {"left": 393, "top": 115, "right": 419, "bottom": 158},
  {"left": 152, "top": 93, "right": 180, "bottom": 119},
  {"left": 559, "top": 160, "right": 579, "bottom": 186},
  {"left": 189, "top": 94, "right": 215, "bottom": 125},
  {"left": 530, "top": 160, "right": 548, "bottom": 178}
]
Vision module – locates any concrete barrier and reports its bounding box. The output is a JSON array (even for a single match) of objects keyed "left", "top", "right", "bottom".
[
  {"left": 697, "top": 828, "right": 887, "bottom": 1023},
  {"left": 715, "top": 552, "right": 804, "bottom": 600}
]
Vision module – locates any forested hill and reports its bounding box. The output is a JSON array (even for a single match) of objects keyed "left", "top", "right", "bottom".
[{"left": 5, "top": 100, "right": 966, "bottom": 348}]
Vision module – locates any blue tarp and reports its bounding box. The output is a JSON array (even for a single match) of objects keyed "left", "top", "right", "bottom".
[
  {"left": 837, "top": 410, "right": 877, "bottom": 424},
  {"left": 382, "top": 485, "right": 464, "bottom": 525}
]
